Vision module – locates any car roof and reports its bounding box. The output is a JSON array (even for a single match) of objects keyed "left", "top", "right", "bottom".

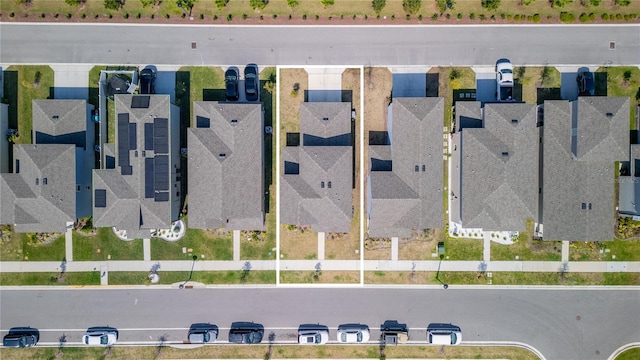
[{"left": 427, "top": 323, "right": 461, "bottom": 332}]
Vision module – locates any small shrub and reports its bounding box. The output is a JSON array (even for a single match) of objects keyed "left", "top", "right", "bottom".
[
  {"left": 431, "top": 13, "right": 438, "bottom": 20},
  {"left": 546, "top": 14, "right": 552, "bottom": 19},
  {"left": 514, "top": 14, "right": 520, "bottom": 21},
  {"left": 9, "top": 12, "right": 15, "bottom": 17},
  {"left": 302, "top": 14, "right": 307, "bottom": 20},
  {"left": 615, "top": 0, "right": 631, "bottom": 6},
  {"left": 273, "top": 14, "right": 277, "bottom": 19},
  {"left": 340, "top": 14, "right": 343, "bottom": 19},
  {"left": 108, "top": 14, "right": 113, "bottom": 19},
  {"left": 242, "top": 14, "right": 247, "bottom": 19},
  {"left": 616, "top": 13, "right": 622, "bottom": 20},
  {"left": 377, "top": 14, "right": 381, "bottom": 19},
  {"left": 449, "top": 68, "right": 461, "bottom": 80},
  {"left": 560, "top": 12, "right": 575, "bottom": 23},
  {"left": 213, "top": 14, "right": 218, "bottom": 20},
  {"left": 391, "top": 14, "right": 395, "bottom": 20},
  {"left": 579, "top": 13, "right": 588, "bottom": 22},
  {"left": 406, "top": 14, "right": 410, "bottom": 20},
  {"left": 227, "top": 13, "right": 232, "bottom": 21},
  {"left": 352, "top": 14, "right": 356, "bottom": 20},
  {"left": 418, "top": 14, "right": 423, "bottom": 20},
  {"left": 54, "top": 13, "right": 59, "bottom": 18},
  {"left": 260, "top": 15, "right": 264, "bottom": 20},
  {"left": 532, "top": 13, "right": 540, "bottom": 23},
  {"left": 290, "top": 14, "right": 293, "bottom": 20},
  {"left": 490, "top": 14, "right": 495, "bottom": 20},
  {"left": 96, "top": 14, "right": 100, "bottom": 18},
  {"left": 457, "top": 13, "right": 462, "bottom": 19},
  {"left": 507, "top": 14, "right": 512, "bottom": 20},
  {"left": 82, "top": 13, "right": 87, "bottom": 18},
  {"left": 364, "top": 14, "right": 368, "bottom": 20},
  {"left": 479, "top": 14, "right": 486, "bottom": 20},
  {"left": 328, "top": 15, "right": 332, "bottom": 20},
  {"left": 526, "top": 15, "right": 532, "bottom": 21},
  {"left": 40, "top": 13, "right": 45, "bottom": 18},
  {"left": 124, "top": 13, "right": 129, "bottom": 19},
  {"left": 601, "top": 13, "right": 609, "bottom": 20},
  {"left": 181, "top": 13, "right": 186, "bottom": 18},
  {"left": 315, "top": 14, "right": 319, "bottom": 20},
  {"left": 500, "top": 13, "right": 505, "bottom": 19},
  {"left": 469, "top": 12, "right": 475, "bottom": 19},
  {"left": 590, "top": 0, "right": 600, "bottom": 4},
  {"left": 165, "top": 13, "right": 170, "bottom": 19},
  {"left": 138, "top": 13, "right": 143, "bottom": 19},
  {"left": 588, "top": 13, "right": 595, "bottom": 20},
  {"left": 66, "top": 13, "right": 72, "bottom": 18}
]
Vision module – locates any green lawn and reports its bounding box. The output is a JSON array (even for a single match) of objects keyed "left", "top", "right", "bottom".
[
  {"left": 569, "top": 239, "right": 640, "bottom": 261},
  {"left": 0, "top": 272, "right": 100, "bottom": 286},
  {"left": 4, "top": 65, "right": 55, "bottom": 144},
  {"left": 109, "top": 270, "right": 276, "bottom": 285},
  {"left": 0, "top": 231, "right": 65, "bottom": 262},
  {"left": 596, "top": 66, "right": 640, "bottom": 129},
  {"left": 615, "top": 347, "right": 640, "bottom": 360},
  {"left": 441, "top": 238, "right": 484, "bottom": 260},
  {"left": 491, "top": 220, "right": 562, "bottom": 261},
  {"left": 151, "top": 228, "right": 233, "bottom": 261},
  {"left": 175, "top": 66, "right": 225, "bottom": 128},
  {"left": 73, "top": 227, "right": 144, "bottom": 261}
]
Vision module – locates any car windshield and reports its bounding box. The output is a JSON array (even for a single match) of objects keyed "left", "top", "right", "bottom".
[
  {"left": 450, "top": 333, "right": 457, "bottom": 344},
  {"left": 340, "top": 333, "right": 347, "bottom": 342},
  {"left": 100, "top": 335, "right": 108, "bottom": 345},
  {"left": 357, "top": 332, "right": 362, "bottom": 342},
  {"left": 226, "top": 74, "right": 237, "bottom": 81},
  {"left": 502, "top": 69, "right": 512, "bottom": 74}
]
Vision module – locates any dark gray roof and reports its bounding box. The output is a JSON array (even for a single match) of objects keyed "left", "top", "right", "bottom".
[
  {"left": 280, "top": 102, "right": 352, "bottom": 233},
  {"left": 92, "top": 95, "right": 178, "bottom": 237},
  {"left": 542, "top": 97, "right": 630, "bottom": 241},
  {"left": 367, "top": 97, "right": 444, "bottom": 238},
  {"left": 455, "top": 100, "right": 483, "bottom": 131},
  {"left": 0, "top": 144, "right": 76, "bottom": 233},
  {"left": 32, "top": 100, "right": 87, "bottom": 147},
  {"left": 187, "top": 102, "right": 264, "bottom": 231},
  {"left": 453, "top": 102, "right": 538, "bottom": 231}
]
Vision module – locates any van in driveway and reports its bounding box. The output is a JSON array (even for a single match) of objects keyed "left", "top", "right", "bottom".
[{"left": 426, "top": 323, "right": 462, "bottom": 345}]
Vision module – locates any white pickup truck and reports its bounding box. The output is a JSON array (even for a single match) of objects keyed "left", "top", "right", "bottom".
[{"left": 496, "top": 58, "right": 515, "bottom": 102}]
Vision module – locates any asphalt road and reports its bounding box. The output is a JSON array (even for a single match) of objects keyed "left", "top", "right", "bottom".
[
  {"left": 1, "top": 24, "right": 639, "bottom": 66},
  {"left": 1, "top": 287, "right": 639, "bottom": 359}
]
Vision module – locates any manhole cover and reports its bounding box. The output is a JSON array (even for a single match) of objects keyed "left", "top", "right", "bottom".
[
  {"left": 576, "top": 315, "right": 581, "bottom": 321},
  {"left": 191, "top": 42, "right": 197, "bottom": 49},
  {"left": 609, "top": 41, "right": 615, "bottom": 49}
]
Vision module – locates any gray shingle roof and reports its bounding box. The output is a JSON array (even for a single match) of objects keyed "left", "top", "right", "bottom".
[
  {"left": 187, "top": 102, "right": 264, "bottom": 231},
  {"left": 280, "top": 102, "right": 353, "bottom": 233},
  {"left": 452, "top": 102, "right": 538, "bottom": 231},
  {"left": 367, "top": 97, "right": 444, "bottom": 238},
  {"left": 542, "top": 97, "right": 630, "bottom": 241},
  {"left": 32, "top": 99, "right": 87, "bottom": 148},
  {"left": 92, "top": 95, "right": 179, "bottom": 237},
  {"left": 0, "top": 144, "right": 76, "bottom": 233},
  {"left": 618, "top": 144, "right": 640, "bottom": 216}
]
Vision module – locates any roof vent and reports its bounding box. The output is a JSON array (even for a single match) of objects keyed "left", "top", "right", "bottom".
[
  {"left": 502, "top": 151, "right": 509, "bottom": 156},
  {"left": 231, "top": 119, "right": 238, "bottom": 125},
  {"left": 606, "top": 112, "right": 614, "bottom": 118},
  {"left": 321, "top": 181, "right": 325, "bottom": 188},
  {"left": 415, "top": 165, "right": 419, "bottom": 172},
  {"left": 511, "top": 119, "right": 518, "bottom": 124},
  {"left": 581, "top": 202, "right": 586, "bottom": 209},
  {"left": 218, "top": 153, "right": 226, "bottom": 158},
  {"left": 36, "top": 178, "right": 39, "bottom": 185},
  {"left": 322, "top": 117, "right": 329, "bottom": 121},
  {"left": 588, "top": 203, "right": 592, "bottom": 210},
  {"left": 328, "top": 181, "right": 332, "bottom": 188},
  {"left": 422, "top": 165, "right": 426, "bottom": 172},
  {"left": 43, "top": 178, "right": 48, "bottom": 185},
  {"left": 52, "top": 115, "right": 59, "bottom": 120}
]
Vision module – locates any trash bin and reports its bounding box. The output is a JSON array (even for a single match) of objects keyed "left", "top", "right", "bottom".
[{"left": 437, "top": 241, "right": 445, "bottom": 255}]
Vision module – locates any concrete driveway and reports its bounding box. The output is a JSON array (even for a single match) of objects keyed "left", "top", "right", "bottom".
[
  {"left": 474, "top": 66, "right": 497, "bottom": 104},
  {"left": 390, "top": 67, "right": 429, "bottom": 98},
  {"left": 52, "top": 64, "right": 92, "bottom": 99},
  {"left": 305, "top": 67, "right": 343, "bottom": 102},
  {"left": 557, "top": 65, "right": 596, "bottom": 101}
]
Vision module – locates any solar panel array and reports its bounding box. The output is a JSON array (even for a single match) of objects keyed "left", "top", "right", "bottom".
[
  {"left": 144, "top": 158, "right": 154, "bottom": 199},
  {"left": 131, "top": 96, "right": 150, "bottom": 109},
  {"left": 196, "top": 115, "right": 210, "bottom": 128},
  {"left": 153, "top": 118, "right": 169, "bottom": 154},
  {"left": 144, "top": 123, "right": 154, "bottom": 151},
  {"left": 94, "top": 189, "right": 107, "bottom": 208},
  {"left": 117, "top": 113, "right": 132, "bottom": 176}
]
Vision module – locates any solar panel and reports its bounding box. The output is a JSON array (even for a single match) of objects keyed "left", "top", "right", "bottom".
[
  {"left": 196, "top": 116, "right": 210, "bottom": 128},
  {"left": 154, "top": 191, "right": 169, "bottom": 202},
  {"left": 145, "top": 158, "right": 154, "bottom": 198},
  {"left": 131, "top": 96, "right": 150, "bottom": 109},
  {"left": 117, "top": 113, "right": 130, "bottom": 167},
  {"left": 154, "top": 155, "right": 169, "bottom": 191},
  {"left": 144, "top": 123, "right": 154, "bottom": 150},
  {"left": 94, "top": 189, "right": 107, "bottom": 208},
  {"left": 129, "top": 123, "right": 137, "bottom": 150},
  {"left": 153, "top": 118, "right": 169, "bottom": 154}
]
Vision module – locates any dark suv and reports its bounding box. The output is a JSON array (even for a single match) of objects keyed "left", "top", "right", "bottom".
[
  {"left": 225, "top": 68, "right": 239, "bottom": 101},
  {"left": 3, "top": 327, "right": 39, "bottom": 348},
  {"left": 577, "top": 70, "right": 595, "bottom": 96},
  {"left": 244, "top": 64, "right": 259, "bottom": 102},
  {"left": 228, "top": 321, "right": 264, "bottom": 344},
  {"left": 139, "top": 67, "right": 156, "bottom": 95}
]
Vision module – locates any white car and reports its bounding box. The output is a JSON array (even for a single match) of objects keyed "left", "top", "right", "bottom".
[
  {"left": 337, "top": 324, "right": 370, "bottom": 343},
  {"left": 297, "top": 324, "right": 329, "bottom": 344},
  {"left": 82, "top": 327, "right": 118, "bottom": 347},
  {"left": 426, "top": 323, "right": 462, "bottom": 345},
  {"left": 495, "top": 58, "right": 515, "bottom": 102}
]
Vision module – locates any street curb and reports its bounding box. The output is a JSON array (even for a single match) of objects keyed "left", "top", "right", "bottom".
[{"left": 607, "top": 342, "right": 640, "bottom": 360}]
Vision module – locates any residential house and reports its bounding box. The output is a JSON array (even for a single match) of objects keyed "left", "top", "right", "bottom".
[
  {"left": 542, "top": 97, "right": 629, "bottom": 241},
  {"left": 367, "top": 97, "right": 444, "bottom": 238},
  {"left": 450, "top": 101, "right": 539, "bottom": 232},
  {"left": 0, "top": 99, "right": 95, "bottom": 232},
  {"left": 92, "top": 95, "right": 181, "bottom": 240},
  {"left": 188, "top": 101, "right": 264, "bottom": 231},
  {"left": 619, "top": 144, "right": 640, "bottom": 218},
  {"left": 280, "top": 102, "right": 353, "bottom": 233}
]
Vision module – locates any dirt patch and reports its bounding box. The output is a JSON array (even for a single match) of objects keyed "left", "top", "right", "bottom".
[
  {"left": 278, "top": 68, "right": 308, "bottom": 148},
  {"left": 280, "top": 225, "right": 318, "bottom": 260}
]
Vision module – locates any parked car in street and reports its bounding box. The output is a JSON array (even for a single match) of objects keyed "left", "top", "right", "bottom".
[
  {"left": 244, "top": 64, "right": 259, "bottom": 102},
  {"left": 188, "top": 323, "right": 218, "bottom": 344},
  {"left": 82, "top": 327, "right": 118, "bottom": 347},
  {"left": 297, "top": 324, "right": 329, "bottom": 344},
  {"left": 225, "top": 68, "right": 239, "bottom": 101},
  {"left": 337, "top": 323, "right": 370, "bottom": 343},
  {"left": 228, "top": 322, "right": 263, "bottom": 344},
  {"left": 426, "top": 323, "right": 462, "bottom": 345},
  {"left": 139, "top": 66, "right": 157, "bottom": 95},
  {"left": 3, "top": 327, "right": 39, "bottom": 348},
  {"left": 577, "top": 69, "right": 595, "bottom": 96}
]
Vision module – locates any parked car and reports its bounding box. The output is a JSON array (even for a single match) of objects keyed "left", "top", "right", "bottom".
[
  {"left": 297, "top": 324, "right": 329, "bottom": 345},
  {"left": 244, "top": 64, "right": 259, "bottom": 102},
  {"left": 337, "top": 323, "right": 370, "bottom": 343},
  {"left": 188, "top": 323, "right": 218, "bottom": 344},
  {"left": 577, "top": 70, "right": 595, "bottom": 96},
  {"left": 3, "top": 327, "right": 39, "bottom": 348},
  {"left": 495, "top": 58, "right": 515, "bottom": 102},
  {"left": 139, "top": 66, "right": 156, "bottom": 95},
  {"left": 225, "top": 68, "right": 239, "bottom": 101},
  {"left": 82, "top": 327, "right": 118, "bottom": 347},
  {"left": 228, "top": 322, "right": 264, "bottom": 344},
  {"left": 380, "top": 320, "right": 409, "bottom": 345},
  {"left": 426, "top": 323, "right": 462, "bottom": 345}
]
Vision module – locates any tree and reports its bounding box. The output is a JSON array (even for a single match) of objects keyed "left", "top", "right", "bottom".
[
  {"left": 103, "top": 0, "right": 123, "bottom": 10},
  {"left": 403, "top": 0, "right": 421, "bottom": 15},
  {"left": 287, "top": 0, "right": 299, "bottom": 8},
  {"left": 436, "top": 0, "right": 455, "bottom": 12},
  {"left": 250, "top": 0, "right": 267, "bottom": 10},
  {"left": 321, "top": 0, "right": 334, "bottom": 7},
  {"left": 372, "top": 0, "right": 386, "bottom": 14},
  {"left": 214, "top": 0, "right": 227, "bottom": 10},
  {"left": 481, "top": 0, "right": 500, "bottom": 10},
  {"left": 615, "top": 0, "right": 630, "bottom": 6},
  {"left": 139, "top": 0, "right": 160, "bottom": 8},
  {"left": 176, "top": 0, "right": 197, "bottom": 15},
  {"left": 552, "top": 0, "right": 572, "bottom": 7},
  {"left": 64, "top": 0, "right": 83, "bottom": 6}
]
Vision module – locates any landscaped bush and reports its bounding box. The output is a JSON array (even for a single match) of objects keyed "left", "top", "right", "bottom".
[
  {"left": 260, "top": 15, "right": 264, "bottom": 20},
  {"left": 165, "top": 13, "right": 170, "bottom": 19},
  {"left": 198, "top": 13, "right": 203, "bottom": 19},
  {"left": 418, "top": 14, "right": 422, "bottom": 20},
  {"left": 40, "top": 13, "right": 45, "bottom": 18},
  {"left": 457, "top": 12, "right": 462, "bottom": 19},
  {"left": 601, "top": 13, "right": 609, "bottom": 20},
  {"left": 372, "top": 0, "right": 386, "bottom": 14},
  {"left": 406, "top": 14, "right": 410, "bottom": 20},
  {"left": 242, "top": 13, "right": 247, "bottom": 19},
  {"left": 481, "top": 0, "right": 501, "bottom": 11},
  {"left": 431, "top": 13, "right": 438, "bottom": 20},
  {"left": 273, "top": 14, "right": 277, "bottom": 19},
  {"left": 479, "top": 14, "right": 486, "bottom": 20},
  {"left": 124, "top": 12, "right": 129, "bottom": 18},
  {"left": 138, "top": 13, "right": 142, "bottom": 19},
  {"left": 227, "top": 13, "right": 233, "bottom": 21},
  {"left": 469, "top": 12, "right": 475, "bottom": 19},
  {"left": 215, "top": 0, "right": 228, "bottom": 10},
  {"left": 615, "top": 0, "right": 631, "bottom": 6},
  {"left": 302, "top": 14, "right": 307, "bottom": 20},
  {"left": 579, "top": 13, "right": 588, "bottom": 22},
  {"left": 514, "top": 14, "right": 520, "bottom": 20},
  {"left": 500, "top": 13, "right": 505, "bottom": 19},
  {"left": 82, "top": 13, "right": 87, "bottom": 18},
  {"left": 213, "top": 14, "right": 218, "bottom": 20},
  {"left": 9, "top": 12, "right": 15, "bottom": 17},
  {"left": 315, "top": 14, "right": 319, "bottom": 20},
  {"left": 590, "top": 0, "right": 600, "bottom": 5},
  {"left": 402, "top": 0, "right": 421, "bottom": 15},
  {"left": 250, "top": 0, "right": 268, "bottom": 10},
  {"left": 560, "top": 12, "right": 575, "bottom": 23},
  {"left": 532, "top": 13, "right": 540, "bottom": 22}
]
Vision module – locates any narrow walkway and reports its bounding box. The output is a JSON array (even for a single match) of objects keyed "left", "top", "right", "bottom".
[
  {"left": 143, "top": 238, "right": 151, "bottom": 262},
  {"left": 317, "top": 232, "right": 325, "bottom": 260},
  {"left": 391, "top": 237, "right": 399, "bottom": 261},
  {"left": 64, "top": 222, "right": 74, "bottom": 262},
  {"left": 562, "top": 241, "right": 569, "bottom": 263},
  {"left": 233, "top": 231, "right": 240, "bottom": 261},
  {"left": 483, "top": 237, "right": 491, "bottom": 262}
]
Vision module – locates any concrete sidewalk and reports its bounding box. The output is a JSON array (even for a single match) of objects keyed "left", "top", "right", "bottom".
[{"left": 1, "top": 259, "right": 638, "bottom": 273}]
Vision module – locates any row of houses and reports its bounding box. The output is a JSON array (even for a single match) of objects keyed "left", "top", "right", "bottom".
[{"left": 0, "top": 90, "right": 635, "bottom": 243}]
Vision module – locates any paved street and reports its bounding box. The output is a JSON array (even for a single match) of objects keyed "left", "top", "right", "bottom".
[
  {"left": 1, "top": 287, "right": 639, "bottom": 359},
  {"left": 1, "top": 24, "right": 638, "bottom": 66}
]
